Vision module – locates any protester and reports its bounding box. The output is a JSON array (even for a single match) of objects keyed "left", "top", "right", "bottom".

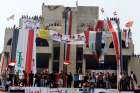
[
  {"left": 67, "top": 72, "right": 73, "bottom": 88},
  {"left": 130, "top": 71, "right": 137, "bottom": 90},
  {"left": 29, "top": 71, "right": 34, "bottom": 86}
]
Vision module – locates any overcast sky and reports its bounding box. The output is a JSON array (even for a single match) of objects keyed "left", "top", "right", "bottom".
[{"left": 0, "top": 0, "right": 139, "bottom": 54}]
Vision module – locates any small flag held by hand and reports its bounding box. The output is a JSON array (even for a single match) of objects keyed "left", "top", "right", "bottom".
[
  {"left": 7, "top": 14, "right": 15, "bottom": 21},
  {"left": 101, "top": 8, "right": 104, "bottom": 14},
  {"left": 113, "top": 11, "right": 117, "bottom": 16},
  {"left": 125, "top": 20, "right": 133, "bottom": 28}
]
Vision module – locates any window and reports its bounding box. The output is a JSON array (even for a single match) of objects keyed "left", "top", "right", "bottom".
[
  {"left": 53, "top": 47, "right": 60, "bottom": 73},
  {"left": 7, "top": 38, "right": 12, "bottom": 45},
  {"left": 36, "top": 38, "right": 49, "bottom": 46},
  {"left": 109, "top": 40, "right": 126, "bottom": 48}
]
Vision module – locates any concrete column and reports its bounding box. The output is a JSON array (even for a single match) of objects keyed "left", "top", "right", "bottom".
[
  {"left": 67, "top": 9, "right": 77, "bottom": 74},
  {"left": 82, "top": 57, "right": 86, "bottom": 75},
  {"left": 59, "top": 43, "right": 64, "bottom": 72},
  {"left": 48, "top": 39, "right": 53, "bottom": 73},
  {"left": 67, "top": 45, "right": 76, "bottom": 74},
  {"left": 48, "top": 55, "right": 53, "bottom": 73}
]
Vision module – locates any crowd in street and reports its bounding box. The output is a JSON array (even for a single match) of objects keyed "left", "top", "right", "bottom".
[
  {"left": 0, "top": 69, "right": 138, "bottom": 91},
  {"left": 118, "top": 71, "right": 138, "bottom": 91}
]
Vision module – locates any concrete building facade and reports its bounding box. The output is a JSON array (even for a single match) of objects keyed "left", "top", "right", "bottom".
[{"left": 2, "top": 3, "right": 135, "bottom": 77}]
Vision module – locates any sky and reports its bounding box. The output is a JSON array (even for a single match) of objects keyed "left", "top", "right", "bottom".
[{"left": 0, "top": 0, "right": 139, "bottom": 54}]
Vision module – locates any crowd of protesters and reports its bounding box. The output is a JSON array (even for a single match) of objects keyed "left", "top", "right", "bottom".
[
  {"left": 0, "top": 68, "right": 138, "bottom": 91},
  {"left": 81, "top": 72, "right": 117, "bottom": 89},
  {"left": 118, "top": 71, "right": 138, "bottom": 91}
]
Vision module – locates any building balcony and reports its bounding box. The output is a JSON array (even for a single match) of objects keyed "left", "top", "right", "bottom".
[
  {"left": 5, "top": 46, "right": 52, "bottom": 54},
  {"left": 83, "top": 47, "right": 134, "bottom": 56}
]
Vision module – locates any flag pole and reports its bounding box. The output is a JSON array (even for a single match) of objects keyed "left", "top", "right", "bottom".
[
  {"left": 63, "top": 8, "right": 68, "bottom": 73},
  {"left": 112, "top": 10, "right": 123, "bottom": 89}
]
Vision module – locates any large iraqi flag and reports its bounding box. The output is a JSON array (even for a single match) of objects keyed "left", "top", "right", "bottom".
[{"left": 15, "top": 18, "right": 36, "bottom": 76}]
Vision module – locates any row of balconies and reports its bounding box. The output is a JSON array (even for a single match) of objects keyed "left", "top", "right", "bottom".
[{"left": 5, "top": 44, "right": 134, "bottom": 56}]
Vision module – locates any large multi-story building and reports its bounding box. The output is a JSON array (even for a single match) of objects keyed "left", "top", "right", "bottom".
[{"left": 2, "top": 3, "right": 136, "bottom": 81}]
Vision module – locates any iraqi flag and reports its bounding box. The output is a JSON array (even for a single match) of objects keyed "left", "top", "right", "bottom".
[
  {"left": 107, "top": 20, "right": 120, "bottom": 64},
  {"left": 15, "top": 18, "right": 29, "bottom": 76},
  {"left": 16, "top": 28, "right": 23, "bottom": 75},
  {"left": 64, "top": 8, "right": 72, "bottom": 65},
  {"left": 15, "top": 27, "right": 29, "bottom": 76}
]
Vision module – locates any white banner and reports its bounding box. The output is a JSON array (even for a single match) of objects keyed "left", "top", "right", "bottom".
[
  {"left": 94, "top": 89, "right": 118, "bottom": 93},
  {"left": 25, "top": 87, "right": 48, "bottom": 93},
  {"left": 9, "top": 87, "right": 120, "bottom": 93},
  {"left": 49, "top": 30, "right": 85, "bottom": 44}
]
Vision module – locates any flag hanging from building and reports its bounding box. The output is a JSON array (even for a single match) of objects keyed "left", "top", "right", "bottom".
[
  {"left": 122, "top": 30, "right": 129, "bottom": 48},
  {"left": 89, "top": 31, "right": 96, "bottom": 52},
  {"left": 11, "top": 26, "right": 19, "bottom": 63},
  {"left": 18, "top": 21, "right": 29, "bottom": 73},
  {"left": 32, "top": 28, "right": 37, "bottom": 74},
  {"left": 16, "top": 28, "right": 24, "bottom": 76},
  {"left": 37, "top": 29, "right": 49, "bottom": 40},
  {"left": 107, "top": 20, "right": 120, "bottom": 64},
  {"left": 16, "top": 18, "right": 37, "bottom": 75},
  {"left": 95, "top": 20, "right": 104, "bottom": 31},
  {"left": 63, "top": 7, "right": 72, "bottom": 65},
  {"left": 25, "top": 29, "right": 34, "bottom": 74},
  {"left": 95, "top": 31, "right": 103, "bottom": 57}
]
